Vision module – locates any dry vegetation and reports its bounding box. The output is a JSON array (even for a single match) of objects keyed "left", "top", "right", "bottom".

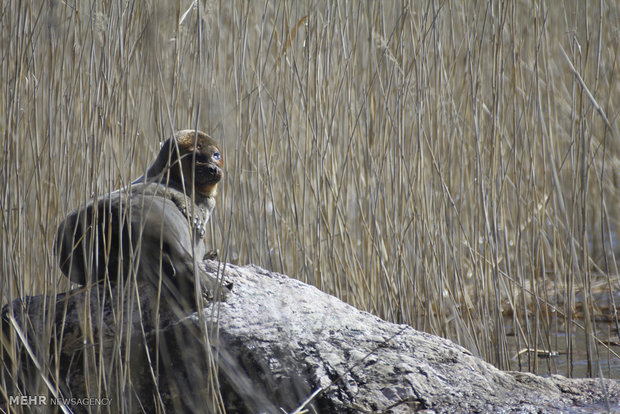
[{"left": 2, "top": 0, "right": 620, "bottom": 409}]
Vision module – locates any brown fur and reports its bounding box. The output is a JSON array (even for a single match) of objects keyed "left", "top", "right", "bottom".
[{"left": 166, "top": 130, "right": 224, "bottom": 198}]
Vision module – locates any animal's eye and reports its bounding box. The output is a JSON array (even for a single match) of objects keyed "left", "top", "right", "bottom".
[{"left": 213, "top": 152, "right": 221, "bottom": 161}]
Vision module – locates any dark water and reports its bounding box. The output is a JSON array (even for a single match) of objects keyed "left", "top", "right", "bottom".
[{"left": 505, "top": 319, "right": 620, "bottom": 379}]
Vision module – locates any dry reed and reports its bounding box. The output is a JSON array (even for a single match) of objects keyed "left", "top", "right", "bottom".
[{"left": 2, "top": 1, "right": 620, "bottom": 411}]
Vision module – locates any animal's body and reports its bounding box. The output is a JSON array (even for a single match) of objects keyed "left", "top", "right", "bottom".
[{"left": 55, "top": 130, "right": 223, "bottom": 304}]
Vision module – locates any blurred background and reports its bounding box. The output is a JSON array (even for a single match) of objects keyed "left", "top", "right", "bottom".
[{"left": 2, "top": 0, "right": 620, "bottom": 379}]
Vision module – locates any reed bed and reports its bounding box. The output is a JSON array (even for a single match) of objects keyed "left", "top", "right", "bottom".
[{"left": 2, "top": 1, "right": 620, "bottom": 411}]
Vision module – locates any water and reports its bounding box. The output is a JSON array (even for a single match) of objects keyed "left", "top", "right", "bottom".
[{"left": 505, "top": 318, "right": 620, "bottom": 379}]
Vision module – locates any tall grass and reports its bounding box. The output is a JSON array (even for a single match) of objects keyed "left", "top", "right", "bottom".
[{"left": 2, "top": 1, "right": 620, "bottom": 407}]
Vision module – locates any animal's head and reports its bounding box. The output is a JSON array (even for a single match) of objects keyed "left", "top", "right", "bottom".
[{"left": 168, "top": 130, "right": 224, "bottom": 197}]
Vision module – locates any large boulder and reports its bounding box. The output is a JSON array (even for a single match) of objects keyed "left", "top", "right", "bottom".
[{"left": 2, "top": 261, "right": 619, "bottom": 413}]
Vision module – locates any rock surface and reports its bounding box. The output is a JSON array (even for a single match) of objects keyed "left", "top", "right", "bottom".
[{"left": 2, "top": 261, "right": 620, "bottom": 413}]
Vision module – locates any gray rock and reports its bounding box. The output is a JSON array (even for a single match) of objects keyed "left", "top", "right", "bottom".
[{"left": 2, "top": 262, "right": 619, "bottom": 413}]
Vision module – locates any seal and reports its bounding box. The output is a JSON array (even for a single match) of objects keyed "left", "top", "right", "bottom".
[{"left": 55, "top": 130, "right": 224, "bottom": 304}]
